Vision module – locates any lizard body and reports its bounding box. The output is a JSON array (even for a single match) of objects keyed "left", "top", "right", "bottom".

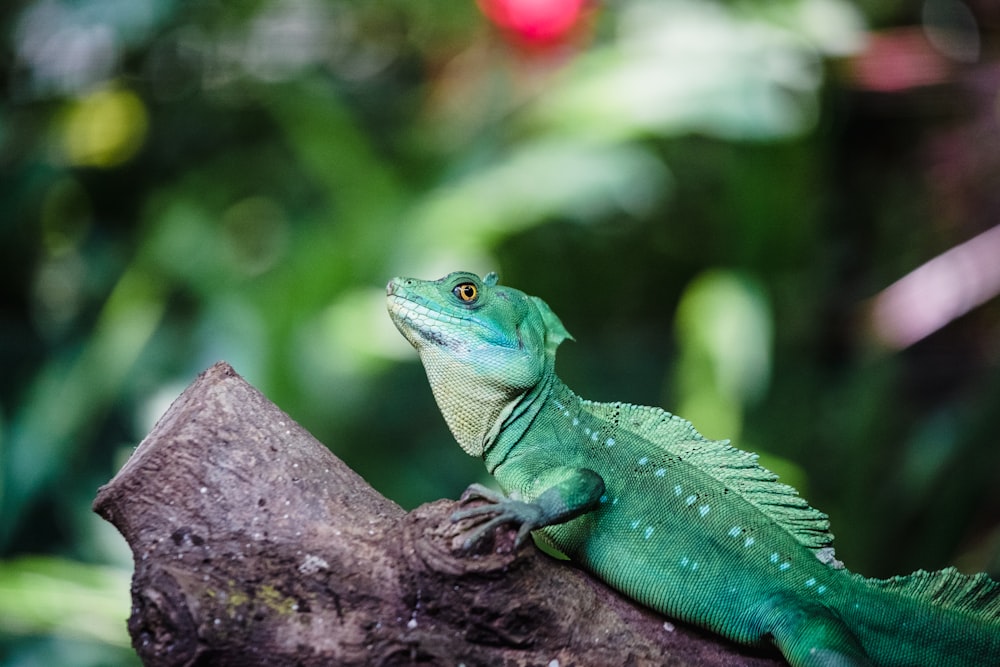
[{"left": 386, "top": 270, "right": 1000, "bottom": 667}]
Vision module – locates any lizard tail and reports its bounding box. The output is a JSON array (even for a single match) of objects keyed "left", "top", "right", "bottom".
[{"left": 844, "top": 567, "right": 1000, "bottom": 666}]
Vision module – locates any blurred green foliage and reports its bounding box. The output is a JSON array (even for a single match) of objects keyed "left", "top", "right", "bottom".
[{"left": 2, "top": 0, "right": 1000, "bottom": 663}]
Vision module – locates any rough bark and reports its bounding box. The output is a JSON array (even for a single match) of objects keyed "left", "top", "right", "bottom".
[{"left": 93, "top": 361, "right": 784, "bottom": 667}]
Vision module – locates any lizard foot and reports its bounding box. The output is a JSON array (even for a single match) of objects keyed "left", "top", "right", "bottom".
[{"left": 451, "top": 483, "right": 543, "bottom": 550}]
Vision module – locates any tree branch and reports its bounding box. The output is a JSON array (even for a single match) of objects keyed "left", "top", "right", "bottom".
[{"left": 94, "top": 361, "right": 784, "bottom": 667}]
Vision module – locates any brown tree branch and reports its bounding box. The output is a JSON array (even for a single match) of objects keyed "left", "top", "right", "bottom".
[{"left": 93, "top": 361, "right": 784, "bottom": 667}]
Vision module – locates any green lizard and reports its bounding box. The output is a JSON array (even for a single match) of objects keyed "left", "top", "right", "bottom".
[{"left": 385, "top": 270, "right": 1000, "bottom": 667}]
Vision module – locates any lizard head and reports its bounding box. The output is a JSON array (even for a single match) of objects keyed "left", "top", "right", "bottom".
[{"left": 386, "top": 271, "right": 572, "bottom": 456}]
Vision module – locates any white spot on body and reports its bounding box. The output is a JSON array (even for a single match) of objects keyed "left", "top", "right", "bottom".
[
  {"left": 591, "top": 431, "right": 599, "bottom": 442},
  {"left": 685, "top": 495, "right": 697, "bottom": 506},
  {"left": 674, "top": 485, "right": 682, "bottom": 496},
  {"left": 728, "top": 526, "right": 742, "bottom": 538},
  {"left": 663, "top": 621, "right": 675, "bottom": 632},
  {"left": 818, "top": 585, "right": 828, "bottom": 595},
  {"left": 780, "top": 562, "right": 791, "bottom": 572},
  {"left": 744, "top": 536, "right": 755, "bottom": 548},
  {"left": 572, "top": 418, "right": 579, "bottom": 426},
  {"left": 644, "top": 526, "right": 655, "bottom": 539},
  {"left": 630, "top": 519, "right": 641, "bottom": 530},
  {"left": 655, "top": 468, "right": 666, "bottom": 477},
  {"left": 678, "top": 556, "right": 700, "bottom": 572},
  {"left": 699, "top": 504, "right": 711, "bottom": 517},
  {"left": 770, "top": 553, "right": 780, "bottom": 563},
  {"left": 605, "top": 437, "right": 615, "bottom": 447},
  {"left": 638, "top": 456, "right": 649, "bottom": 465}
]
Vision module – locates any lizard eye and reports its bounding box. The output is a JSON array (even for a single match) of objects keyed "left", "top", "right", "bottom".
[{"left": 453, "top": 283, "right": 479, "bottom": 303}]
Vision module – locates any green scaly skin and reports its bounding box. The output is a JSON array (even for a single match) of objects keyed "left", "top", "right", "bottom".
[{"left": 386, "top": 270, "right": 1000, "bottom": 667}]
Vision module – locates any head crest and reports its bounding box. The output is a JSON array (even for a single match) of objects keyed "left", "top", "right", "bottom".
[{"left": 530, "top": 296, "right": 574, "bottom": 355}]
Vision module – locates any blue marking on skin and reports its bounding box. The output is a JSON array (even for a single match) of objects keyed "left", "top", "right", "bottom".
[
  {"left": 655, "top": 468, "right": 666, "bottom": 477},
  {"left": 685, "top": 495, "right": 697, "bottom": 506},
  {"left": 605, "top": 437, "right": 615, "bottom": 447},
  {"left": 644, "top": 526, "right": 654, "bottom": 539}
]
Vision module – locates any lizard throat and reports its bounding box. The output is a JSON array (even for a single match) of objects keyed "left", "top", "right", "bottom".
[{"left": 419, "top": 344, "right": 519, "bottom": 458}]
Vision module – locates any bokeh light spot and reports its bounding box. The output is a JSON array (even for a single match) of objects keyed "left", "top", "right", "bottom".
[
  {"left": 221, "top": 197, "right": 290, "bottom": 276},
  {"left": 61, "top": 87, "right": 148, "bottom": 167}
]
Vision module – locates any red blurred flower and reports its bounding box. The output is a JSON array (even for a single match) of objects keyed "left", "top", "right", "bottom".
[{"left": 477, "top": 0, "right": 587, "bottom": 45}]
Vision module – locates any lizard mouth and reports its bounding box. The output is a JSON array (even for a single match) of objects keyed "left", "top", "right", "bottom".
[{"left": 386, "top": 291, "right": 462, "bottom": 350}]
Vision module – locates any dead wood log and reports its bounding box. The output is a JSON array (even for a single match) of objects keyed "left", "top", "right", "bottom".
[{"left": 93, "top": 361, "right": 784, "bottom": 667}]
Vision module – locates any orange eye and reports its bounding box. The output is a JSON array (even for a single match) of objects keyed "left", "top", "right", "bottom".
[{"left": 453, "top": 283, "right": 478, "bottom": 303}]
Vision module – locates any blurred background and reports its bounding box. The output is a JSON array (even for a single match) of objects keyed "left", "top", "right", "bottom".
[{"left": 2, "top": 0, "right": 999, "bottom": 663}]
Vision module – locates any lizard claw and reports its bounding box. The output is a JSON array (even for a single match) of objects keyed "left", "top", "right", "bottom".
[
  {"left": 456, "top": 482, "right": 508, "bottom": 506},
  {"left": 451, "top": 483, "right": 542, "bottom": 549}
]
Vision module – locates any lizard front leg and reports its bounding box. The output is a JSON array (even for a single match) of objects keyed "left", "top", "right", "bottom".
[{"left": 452, "top": 467, "right": 605, "bottom": 548}]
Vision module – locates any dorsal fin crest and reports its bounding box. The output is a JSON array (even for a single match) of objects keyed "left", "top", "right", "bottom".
[
  {"left": 580, "top": 399, "right": 835, "bottom": 554},
  {"left": 859, "top": 568, "right": 1000, "bottom": 619}
]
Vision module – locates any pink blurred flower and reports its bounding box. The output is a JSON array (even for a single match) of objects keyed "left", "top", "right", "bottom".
[{"left": 477, "top": 0, "right": 588, "bottom": 45}]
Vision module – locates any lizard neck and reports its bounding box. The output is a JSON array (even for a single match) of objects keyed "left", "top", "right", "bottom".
[
  {"left": 420, "top": 345, "right": 518, "bottom": 457},
  {"left": 483, "top": 372, "right": 571, "bottom": 474}
]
